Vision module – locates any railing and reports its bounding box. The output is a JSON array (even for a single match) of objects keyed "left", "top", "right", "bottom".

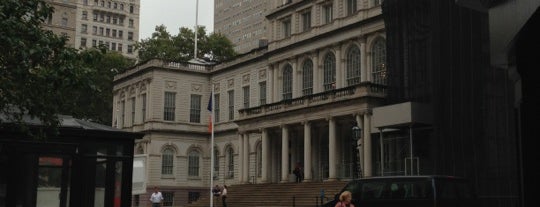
[{"left": 239, "top": 82, "right": 387, "bottom": 119}]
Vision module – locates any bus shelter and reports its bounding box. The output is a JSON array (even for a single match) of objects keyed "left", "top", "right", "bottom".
[{"left": 0, "top": 115, "right": 143, "bottom": 207}]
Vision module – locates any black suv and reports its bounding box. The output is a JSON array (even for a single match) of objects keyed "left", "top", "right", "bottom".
[{"left": 323, "top": 175, "right": 477, "bottom": 207}]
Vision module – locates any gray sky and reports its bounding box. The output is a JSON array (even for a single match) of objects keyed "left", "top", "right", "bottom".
[{"left": 139, "top": 0, "right": 214, "bottom": 40}]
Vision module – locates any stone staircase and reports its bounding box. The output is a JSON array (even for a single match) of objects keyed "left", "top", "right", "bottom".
[{"left": 185, "top": 181, "right": 348, "bottom": 207}]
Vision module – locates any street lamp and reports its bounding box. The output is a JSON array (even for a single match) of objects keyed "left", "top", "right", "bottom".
[{"left": 351, "top": 125, "right": 362, "bottom": 179}]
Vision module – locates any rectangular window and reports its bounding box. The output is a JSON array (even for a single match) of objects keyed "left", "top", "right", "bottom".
[
  {"left": 82, "top": 11, "right": 87, "bottom": 20},
  {"left": 80, "top": 38, "right": 87, "bottom": 48},
  {"left": 323, "top": 4, "right": 333, "bottom": 24},
  {"left": 214, "top": 94, "right": 220, "bottom": 123},
  {"left": 228, "top": 90, "right": 234, "bottom": 120},
  {"left": 61, "top": 17, "right": 68, "bottom": 27},
  {"left": 93, "top": 13, "right": 98, "bottom": 21},
  {"left": 112, "top": 29, "right": 117, "bottom": 37},
  {"left": 129, "top": 19, "right": 134, "bottom": 27},
  {"left": 118, "top": 43, "right": 123, "bottom": 52},
  {"left": 188, "top": 153, "right": 199, "bottom": 176},
  {"left": 162, "top": 192, "right": 174, "bottom": 207},
  {"left": 259, "top": 82, "right": 266, "bottom": 105},
  {"left": 190, "top": 94, "right": 201, "bottom": 123},
  {"left": 99, "top": 27, "right": 104, "bottom": 35},
  {"left": 92, "top": 26, "right": 97, "bottom": 34},
  {"left": 301, "top": 11, "right": 311, "bottom": 32},
  {"left": 81, "top": 24, "right": 88, "bottom": 33},
  {"left": 164, "top": 92, "right": 176, "bottom": 121},
  {"left": 113, "top": 17, "right": 118, "bottom": 24},
  {"left": 188, "top": 192, "right": 200, "bottom": 204},
  {"left": 128, "top": 45, "right": 133, "bottom": 53},
  {"left": 243, "top": 86, "right": 250, "bottom": 109},
  {"left": 106, "top": 28, "right": 110, "bottom": 36},
  {"left": 128, "top": 32, "right": 133, "bottom": 40},
  {"left": 141, "top": 94, "right": 146, "bottom": 122},
  {"left": 282, "top": 18, "right": 291, "bottom": 38},
  {"left": 119, "top": 30, "right": 123, "bottom": 38},
  {"left": 131, "top": 97, "right": 135, "bottom": 125},
  {"left": 347, "top": 0, "right": 357, "bottom": 16},
  {"left": 92, "top": 39, "right": 97, "bottom": 47},
  {"left": 111, "top": 42, "right": 116, "bottom": 51}
]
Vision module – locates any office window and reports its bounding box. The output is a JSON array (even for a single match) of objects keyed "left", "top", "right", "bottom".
[
  {"left": 226, "top": 146, "right": 234, "bottom": 178},
  {"left": 112, "top": 29, "right": 117, "bottom": 37},
  {"left": 228, "top": 90, "right": 234, "bottom": 120},
  {"left": 259, "top": 82, "right": 266, "bottom": 105},
  {"left": 302, "top": 59, "right": 313, "bottom": 95},
  {"left": 112, "top": 17, "right": 117, "bottom": 24},
  {"left": 128, "top": 45, "right": 133, "bottom": 53},
  {"left": 282, "top": 64, "right": 293, "bottom": 100},
  {"left": 113, "top": 2, "right": 117, "bottom": 9},
  {"left": 162, "top": 192, "right": 174, "bottom": 207},
  {"left": 161, "top": 148, "right": 174, "bottom": 175},
  {"left": 372, "top": 38, "right": 387, "bottom": 85},
  {"left": 82, "top": 11, "right": 87, "bottom": 20},
  {"left": 323, "top": 4, "right": 333, "bottom": 24},
  {"left": 128, "top": 32, "right": 133, "bottom": 40},
  {"left": 347, "top": 0, "right": 357, "bottom": 16},
  {"left": 106, "top": 28, "right": 110, "bottom": 36},
  {"left": 164, "top": 92, "right": 175, "bottom": 121},
  {"left": 92, "top": 39, "right": 97, "bottom": 47},
  {"left": 188, "top": 150, "right": 200, "bottom": 176},
  {"left": 100, "top": 1, "right": 104, "bottom": 7},
  {"left": 99, "top": 14, "right": 104, "bottom": 22},
  {"left": 93, "top": 13, "right": 97, "bottom": 21},
  {"left": 214, "top": 94, "right": 220, "bottom": 123},
  {"left": 346, "top": 45, "right": 361, "bottom": 86},
  {"left": 99, "top": 27, "right": 103, "bottom": 35},
  {"left": 301, "top": 11, "right": 311, "bottom": 32},
  {"left": 282, "top": 18, "right": 291, "bottom": 38},
  {"left": 130, "top": 5, "right": 134, "bottom": 13},
  {"left": 190, "top": 94, "right": 201, "bottom": 123},
  {"left": 106, "top": 15, "right": 110, "bottom": 23},
  {"left": 141, "top": 94, "right": 146, "bottom": 122},
  {"left": 111, "top": 42, "right": 116, "bottom": 51},
  {"left": 61, "top": 17, "right": 68, "bottom": 27},
  {"left": 129, "top": 19, "right": 134, "bottom": 27},
  {"left": 81, "top": 24, "right": 87, "bottom": 33},
  {"left": 130, "top": 97, "right": 135, "bottom": 125},
  {"left": 118, "top": 30, "right": 123, "bottom": 38},
  {"left": 323, "top": 52, "right": 336, "bottom": 91},
  {"left": 80, "top": 38, "right": 87, "bottom": 48},
  {"left": 120, "top": 4, "right": 124, "bottom": 10},
  {"left": 118, "top": 43, "right": 123, "bottom": 52},
  {"left": 243, "top": 86, "right": 250, "bottom": 109},
  {"left": 107, "top": 1, "right": 111, "bottom": 8}
]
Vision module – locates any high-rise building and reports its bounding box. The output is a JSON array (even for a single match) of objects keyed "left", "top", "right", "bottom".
[
  {"left": 214, "top": 0, "right": 269, "bottom": 54},
  {"left": 43, "top": 0, "right": 140, "bottom": 59}
]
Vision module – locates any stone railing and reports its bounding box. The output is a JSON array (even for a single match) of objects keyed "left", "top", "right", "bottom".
[{"left": 238, "top": 82, "right": 386, "bottom": 119}]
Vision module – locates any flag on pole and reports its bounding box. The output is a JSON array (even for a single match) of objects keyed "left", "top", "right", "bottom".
[{"left": 207, "top": 91, "right": 213, "bottom": 133}]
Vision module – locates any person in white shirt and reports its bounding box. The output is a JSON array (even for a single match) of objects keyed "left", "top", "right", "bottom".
[
  {"left": 221, "top": 185, "right": 228, "bottom": 207},
  {"left": 149, "top": 187, "right": 164, "bottom": 207}
]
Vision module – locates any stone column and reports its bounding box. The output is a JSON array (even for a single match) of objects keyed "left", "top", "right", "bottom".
[
  {"left": 303, "top": 121, "right": 312, "bottom": 182},
  {"left": 281, "top": 125, "right": 290, "bottom": 182},
  {"left": 261, "top": 129, "right": 269, "bottom": 183},
  {"left": 360, "top": 41, "right": 367, "bottom": 82},
  {"left": 312, "top": 52, "right": 320, "bottom": 93},
  {"left": 243, "top": 133, "right": 250, "bottom": 183},
  {"left": 335, "top": 46, "right": 343, "bottom": 88},
  {"left": 238, "top": 133, "right": 244, "bottom": 183},
  {"left": 268, "top": 65, "right": 274, "bottom": 103},
  {"left": 292, "top": 58, "right": 298, "bottom": 98},
  {"left": 363, "top": 113, "right": 372, "bottom": 177},
  {"left": 273, "top": 65, "right": 280, "bottom": 101},
  {"left": 328, "top": 117, "right": 337, "bottom": 180}
]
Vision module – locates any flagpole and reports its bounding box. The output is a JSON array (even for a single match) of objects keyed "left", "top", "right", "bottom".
[
  {"left": 209, "top": 86, "right": 215, "bottom": 207},
  {"left": 194, "top": 0, "right": 199, "bottom": 60}
]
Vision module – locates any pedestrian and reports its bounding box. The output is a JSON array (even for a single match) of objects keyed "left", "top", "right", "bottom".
[
  {"left": 212, "top": 184, "right": 221, "bottom": 205},
  {"left": 149, "top": 186, "right": 164, "bottom": 207},
  {"left": 334, "top": 191, "right": 355, "bottom": 207},
  {"left": 293, "top": 162, "right": 303, "bottom": 183},
  {"left": 221, "top": 185, "right": 228, "bottom": 207}
]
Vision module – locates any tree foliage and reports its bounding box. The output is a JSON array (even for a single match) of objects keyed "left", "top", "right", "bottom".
[
  {"left": 0, "top": 0, "right": 134, "bottom": 134},
  {"left": 136, "top": 25, "right": 237, "bottom": 63}
]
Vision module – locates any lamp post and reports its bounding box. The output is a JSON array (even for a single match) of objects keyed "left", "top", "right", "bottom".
[{"left": 352, "top": 125, "right": 362, "bottom": 179}]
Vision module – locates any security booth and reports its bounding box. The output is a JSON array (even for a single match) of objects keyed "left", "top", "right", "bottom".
[{"left": 0, "top": 115, "right": 144, "bottom": 207}]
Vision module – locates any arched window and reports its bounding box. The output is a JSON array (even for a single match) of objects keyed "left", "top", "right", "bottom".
[
  {"left": 346, "top": 45, "right": 361, "bottom": 86},
  {"left": 256, "top": 142, "right": 262, "bottom": 177},
  {"left": 161, "top": 147, "right": 174, "bottom": 175},
  {"left": 188, "top": 150, "right": 200, "bottom": 177},
  {"left": 372, "top": 38, "right": 387, "bottom": 85},
  {"left": 323, "top": 52, "right": 336, "bottom": 91},
  {"left": 302, "top": 59, "right": 313, "bottom": 95},
  {"left": 226, "top": 146, "right": 234, "bottom": 178},
  {"left": 213, "top": 147, "right": 219, "bottom": 180},
  {"left": 282, "top": 64, "right": 293, "bottom": 100}
]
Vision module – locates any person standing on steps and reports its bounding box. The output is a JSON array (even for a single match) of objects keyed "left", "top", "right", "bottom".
[
  {"left": 293, "top": 162, "right": 304, "bottom": 183},
  {"left": 149, "top": 187, "right": 164, "bottom": 207},
  {"left": 221, "top": 185, "right": 228, "bottom": 207}
]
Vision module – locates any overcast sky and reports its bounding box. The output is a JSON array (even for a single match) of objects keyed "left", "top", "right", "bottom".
[{"left": 139, "top": 0, "right": 214, "bottom": 40}]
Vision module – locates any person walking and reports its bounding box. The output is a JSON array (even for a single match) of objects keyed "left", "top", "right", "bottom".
[
  {"left": 149, "top": 187, "right": 164, "bottom": 207},
  {"left": 334, "top": 191, "right": 355, "bottom": 207},
  {"left": 221, "top": 185, "right": 228, "bottom": 207}
]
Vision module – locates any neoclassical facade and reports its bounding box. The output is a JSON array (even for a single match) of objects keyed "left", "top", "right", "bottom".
[{"left": 113, "top": 1, "right": 387, "bottom": 206}]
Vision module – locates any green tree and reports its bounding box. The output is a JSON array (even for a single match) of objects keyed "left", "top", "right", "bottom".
[
  {"left": 136, "top": 25, "right": 237, "bottom": 63},
  {"left": 0, "top": 0, "right": 98, "bottom": 133}
]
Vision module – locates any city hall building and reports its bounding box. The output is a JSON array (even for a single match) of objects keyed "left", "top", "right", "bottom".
[{"left": 114, "top": 0, "right": 533, "bottom": 207}]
